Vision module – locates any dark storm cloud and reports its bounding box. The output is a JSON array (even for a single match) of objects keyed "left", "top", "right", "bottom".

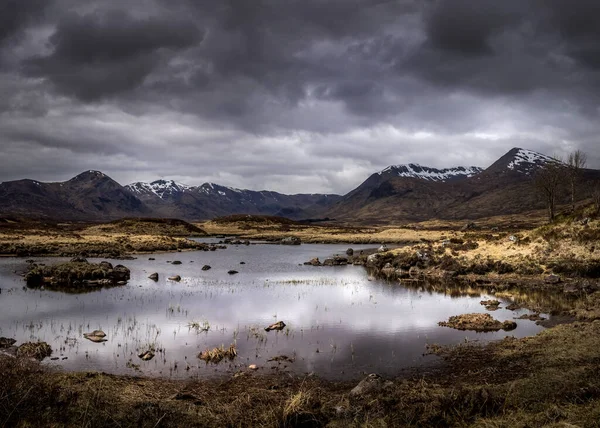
[
  {"left": 0, "top": 0, "right": 50, "bottom": 45},
  {"left": 23, "top": 8, "right": 202, "bottom": 100},
  {"left": 0, "top": 0, "right": 600, "bottom": 193}
]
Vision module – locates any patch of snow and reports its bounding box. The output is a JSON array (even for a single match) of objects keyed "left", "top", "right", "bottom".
[
  {"left": 217, "top": 190, "right": 226, "bottom": 196},
  {"left": 507, "top": 148, "right": 555, "bottom": 172},
  {"left": 378, "top": 164, "right": 483, "bottom": 182}
]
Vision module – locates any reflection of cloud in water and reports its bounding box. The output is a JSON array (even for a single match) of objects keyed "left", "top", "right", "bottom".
[{"left": 0, "top": 246, "right": 548, "bottom": 380}]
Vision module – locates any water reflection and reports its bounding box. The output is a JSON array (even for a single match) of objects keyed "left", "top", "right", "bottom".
[{"left": 0, "top": 243, "right": 560, "bottom": 380}]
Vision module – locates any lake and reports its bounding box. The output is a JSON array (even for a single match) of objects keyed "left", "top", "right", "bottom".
[{"left": 0, "top": 242, "right": 548, "bottom": 380}]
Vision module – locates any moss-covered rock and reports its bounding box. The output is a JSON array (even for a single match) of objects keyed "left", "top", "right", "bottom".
[{"left": 25, "top": 260, "right": 130, "bottom": 290}]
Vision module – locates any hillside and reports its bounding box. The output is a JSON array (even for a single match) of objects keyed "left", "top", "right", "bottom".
[{"left": 327, "top": 148, "right": 600, "bottom": 224}]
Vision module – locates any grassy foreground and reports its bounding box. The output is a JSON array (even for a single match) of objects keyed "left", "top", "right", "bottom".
[{"left": 2, "top": 319, "right": 600, "bottom": 427}]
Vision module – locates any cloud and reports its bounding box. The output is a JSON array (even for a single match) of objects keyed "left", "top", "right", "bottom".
[
  {"left": 0, "top": 0, "right": 599, "bottom": 194},
  {"left": 23, "top": 8, "right": 202, "bottom": 100}
]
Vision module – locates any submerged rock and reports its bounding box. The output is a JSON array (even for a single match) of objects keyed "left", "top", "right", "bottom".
[
  {"left": 228, "top": 270, "right": 238, "bottom": 275},
  {"left": 439, "top": 313, "right": 517, "bottom": 332},
  {"left": 304, "top": 257, "right": 321, "bottom": 266},
  {"left": 350, "top": 373, "right": 394, "bottom": 397},
  {"left": 148, "top": 273, "right": 159, "bottom": 281},
  {"left": 0, "top": 337, "right": 17, "bottom": 348},
  {"left": 281, "top": 237, "right": 301, "bottom": 245},
  {"left": 138, "top": 350, "right": 155, "bottom": 361},
  {"left": 202, "top": 265, "right": 212, "bottom": 271},
  {"left": 265, "top": 321, "right": 286, "bottom": 332},
  {"left": 480, "top": 299, "right": 501, "bottom": 311}
]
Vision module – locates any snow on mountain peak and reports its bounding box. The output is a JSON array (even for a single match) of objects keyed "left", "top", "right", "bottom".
[
  {"left": 126, "top": 179, "right": 192, "bottom": 199},
  {"left": 506, "top": 148, "right": 556, "bottom": 173},
  {"left": 378, "top": 163, "right": 483, "bottom": 182}
]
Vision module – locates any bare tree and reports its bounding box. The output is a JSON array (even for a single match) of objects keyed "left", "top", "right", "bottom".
[
  {"left": 567, "top": 150, "right": 587, "bottom": 213},
  {"left": 534, "top": 161, "right": 564, "bottom": 222}
]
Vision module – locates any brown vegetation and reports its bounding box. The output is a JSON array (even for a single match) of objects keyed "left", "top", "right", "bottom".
[{"left": 3, "top": 319, "right": 600, "bottom": 426}]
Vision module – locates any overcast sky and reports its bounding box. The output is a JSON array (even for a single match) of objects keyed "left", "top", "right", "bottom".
[{"left": 0, "top": 0, "right": 599, "bottom": 194}]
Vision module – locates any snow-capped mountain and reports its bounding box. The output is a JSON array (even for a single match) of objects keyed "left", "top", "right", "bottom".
[
  {"left": 486, "top": 147, "right": 558, "bottom": 176},
  {"left": 126, "top": 180, "right": 193, "bottom": 200},
  {"left": 124, "top": 179, "right": 341, "bottom": 220},
  {"left": 378, "top": 164, "right": 483, "bottom": 182}
]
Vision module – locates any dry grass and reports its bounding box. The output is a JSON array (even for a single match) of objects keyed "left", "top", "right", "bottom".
[
  {"left": 0, "top": 221, "right": 208, "bottom": 257},
  {"left": 200, "top": 220, "right": 451, "bottom": 244},
  {"left": 198, "top": 344, "right": 237, "bottom": 363}
]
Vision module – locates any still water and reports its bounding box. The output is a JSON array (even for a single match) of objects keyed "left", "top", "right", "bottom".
[{"left": 0, "top": 242, "right": 547, "bottom": 380}]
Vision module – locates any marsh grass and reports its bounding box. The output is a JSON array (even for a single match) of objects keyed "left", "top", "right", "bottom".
[
  {"left": 3, "top": 320, "right": 600, "bottom": 426},
  {"left": 198, "top": 343, "right": 237, "bottom": 363}
]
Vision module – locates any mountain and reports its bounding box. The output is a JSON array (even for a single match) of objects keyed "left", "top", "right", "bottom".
[
  {"left": 0, "top": 171, "right": 151, "bottom": 220},
  {"left": 327, "top": 147, "right": 599, "bottom": 224},
  {"left": 0, "top": 172, "right": 341, "bottom": 221},
  {"left": 126, "top": 180, "right": 341, "bottom": 220}
]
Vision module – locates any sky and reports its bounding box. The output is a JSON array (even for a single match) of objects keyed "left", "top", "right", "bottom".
[{"left": 0, "top": 0, "right": 599, "bottom": 195}]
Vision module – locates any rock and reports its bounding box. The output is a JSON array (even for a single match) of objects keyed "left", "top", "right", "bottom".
[
  {"left": 346, "top": 248, "right": 354, "bottom": 256},
  {"left": 168, "top": 275, "right": 181, "bottom": 281},
  {"left": 461, "top": 222, "right": 476, "bottom": 231},
  {"left": 202, "top": 265, "right": 211, "bottom": 271},
  {"left": 508, "top": 235, "right": 519, "bottom": 243},
  {"left": 117, "top": 281, "right": 127, "bottom": 286},
  {"left": 350, "top": 373, "right": 393, "bottom": 397},
  {"left": 148, "top": 257, "right": 155, "bottom": 261},
  {"left": 70, "top": 257, "right": 88, "bottom": 263},
  {"left": 265, "top": 321, "right": 286, "bottom": 332},
  {"left": 581, "top": 217, "right": 591, "bottom": 225},
  {"left": 244, "top": 240, "right": 250, "bottom": 246},
  {"left": 323, "top": 258, "right": 334, "bottom": 266},
  {"left": 281, "top": 237, "right": 301, "bottom": 245},
  {"left": 240, "top": 261, "right": 246, "bottom": 265},
  {"left": 99, "top": 261, "right": 113, "bottom": 270},
  {"left": 0, "top": 337, "right": 17, "bottom": 348},
  {"left": 381, "top": 263, "right": 396, "bottom": 278},
  {"left": 480, "top": 299, "right": 501, "bottom": 311},
  {"left": 172, "top": 261, "right": 182, "bottom": 265},
  {"left": 377, "top": 244, "right": 388, "bottom": 253},
  {"left": 138, "top": 350, "right": 155, "bottom": 361},
  {"left": 112, "top": 265, "right": 131, "bottom": 281},
  {"left": 17, "top": 342, "right": 52, "bottom": 360},
  {"left": 506, "top": 302, "right": 521, "bottom": 311},
  {"left": 545, "top": 274, "right": 561, "bottom": 284},
  {"left": 148, "top": 273, "right": 159, "bottom": 281},
  {"left": 248, "top": 364, "right": 258, "bottom": 370},
  {"left": 304, "top": 257, "right": 321, "bottom": 266},
  {"left": 228, "top": 270, "right": 239, "bottom": 275},
  {"left": 366, "top": 254, "right": 379, "bottom": 266},
  {"left": 83, "top": 331, "right": 108, "bottom": 343}
]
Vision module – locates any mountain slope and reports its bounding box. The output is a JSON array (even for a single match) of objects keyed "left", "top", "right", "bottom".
[
  {"left": 327, "top": 147, "right": 598, "bottom": 224},
  {"left": 0, "top": 171, "right": 150, "bottom": 220}
]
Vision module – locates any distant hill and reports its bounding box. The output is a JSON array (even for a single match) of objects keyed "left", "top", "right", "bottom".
[
  {"left": 0, "top": 172, "right": 341, "bottom": 221},
  {"left": 125, "top": 180, "right": 341, "bottom": 220},
  {"left": 326, "top": 148, "right": 600, "bottom": 224}
]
